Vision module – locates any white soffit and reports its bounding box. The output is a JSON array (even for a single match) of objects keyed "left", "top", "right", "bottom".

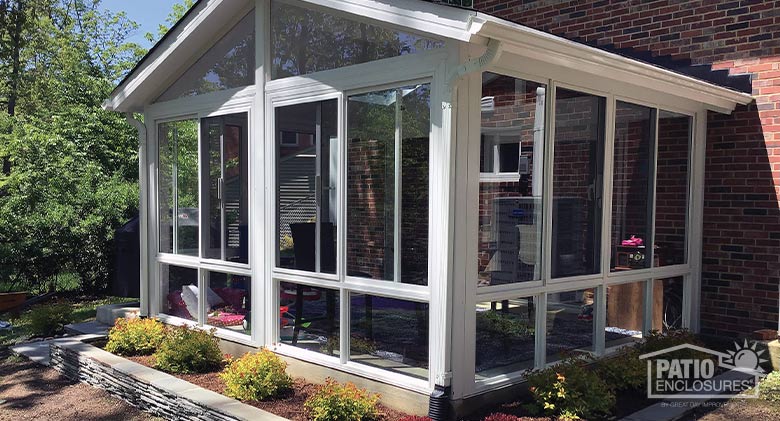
[{"left": 105, "top": 0, "right": 753, "bottom": 114}]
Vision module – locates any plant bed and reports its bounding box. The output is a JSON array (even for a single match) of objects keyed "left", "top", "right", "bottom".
[{"left": 125, "top": 354, "right": 410, "bottom": 421}]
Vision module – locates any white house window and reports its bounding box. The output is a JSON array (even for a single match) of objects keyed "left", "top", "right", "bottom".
[
  {"left": 275, "top": 100, "right": 339, "bottom": 274},
  {"left": 203, "top": 114, "right": 249, "bottom": 264},
  {"left": 270, "top": 0, "right": 443, "bottom": 80},
  {"left": 478, "top": 73, "right": 545, "bottom": 287},
  {"left": 158, "top": 119, "right": 199, "bottom": 256},
  {"left": 551, "top": 88, "right": 606, "bottom": 279},
  {"left": 346, "top": 84, "right": 431, "bottom": 285},
  {"left": 156, "top": 111, "right": 252, "bottom": 339}
]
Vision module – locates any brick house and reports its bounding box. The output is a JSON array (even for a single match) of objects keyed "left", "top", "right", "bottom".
[{"left": 105, "top": 0, "right": 761, "bottom": 417}]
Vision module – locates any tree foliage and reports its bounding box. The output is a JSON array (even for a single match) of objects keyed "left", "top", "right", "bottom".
[{"left": 0, "top": 0, "right": 165, "bottom": 293}]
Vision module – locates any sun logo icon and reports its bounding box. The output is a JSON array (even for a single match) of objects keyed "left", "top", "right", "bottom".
[{"left": 723, "top": 339, "right": 768, "bottom": 374}]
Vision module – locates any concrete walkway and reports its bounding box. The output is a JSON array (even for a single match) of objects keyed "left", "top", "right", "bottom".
[{"left": 10, "top": 321, "right": 110, "bottom": 366}]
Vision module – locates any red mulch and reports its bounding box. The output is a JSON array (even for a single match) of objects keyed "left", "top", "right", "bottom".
[{"left": 126, "top": 355, "right": 409, "bottom": 421}]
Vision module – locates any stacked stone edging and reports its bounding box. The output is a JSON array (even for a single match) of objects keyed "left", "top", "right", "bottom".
[{"left": 49, "top": 339, "right": 286, "bottom": 421}]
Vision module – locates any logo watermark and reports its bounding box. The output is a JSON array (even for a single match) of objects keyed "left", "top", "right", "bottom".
[{"left": 639, "top": 340, "right": 767, "bottom": 399}]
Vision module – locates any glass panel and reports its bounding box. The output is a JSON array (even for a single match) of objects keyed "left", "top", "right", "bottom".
[
  {"left": 157, "top": 12, "right": 255, "bottom": 102},
  {"left": 350, "top": 294, "right": 428, "bottom": 380},
  {"left": 475, "top": 297, "right": 536, "bottom": 379},
  {"left": 654, "top": 276, "right": 685, "bottom": 331},
  {"left": 276, "top": 100, "right": 339, "bottom": 273},
  {"left": 203, "top": 113, "right": 249, "bottom": 264},
  {"left": 655, "top": 111, "right": 691, "bottom": 266},
  {"left": 158, "top": 119, "right": 199, "bottom": 256},
  {"left": 606, "top": 281, "right": 647, "bottom": 347},
  {"left": 611, "top": 102, "right": 655, "bottom": 272},
  {"left": 270, "top": 1, "right": 443, "bottom": 79},
  {"left": 551, "top": 88, "right": 605, "bottom": 278},
  {"left": 160, "top": 264, "right": 199, "bottom": 321},
  {"left": 279, "top": 283, "right": 339, "bottom": 356},
  {"left": 205, "top": 272, "right": 251, "bottom": 336},
  {"left": 547, "top": 288, "right": 597, "bottom": 362},
  {"left": 478, "top": 74, "right": 545, "bottom": 287},
  {"left": 347, "top": 84, "right": 430, "bottom": 285}
]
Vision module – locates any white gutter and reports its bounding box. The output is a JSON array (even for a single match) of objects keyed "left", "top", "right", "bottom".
[{"left": 125, "top": 113, "right": 150, "bottom": 317}]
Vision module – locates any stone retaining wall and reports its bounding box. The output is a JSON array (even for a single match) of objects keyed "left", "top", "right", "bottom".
[{"left": 49, "top": 338, "right": 285, "bottom": 421}]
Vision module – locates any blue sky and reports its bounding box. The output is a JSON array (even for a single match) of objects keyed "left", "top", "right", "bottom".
[{"left": 99, "top": 0, "right": 183, "bottom": 49}]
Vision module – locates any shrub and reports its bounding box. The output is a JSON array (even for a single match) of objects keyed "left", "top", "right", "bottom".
[
  {"left": 638, "top": 329, "right": 703, "bottom": 356},
  {"left": 304, "top": 378, "right": 380, "bottom": 421},
  {"left": 28, "top": 304, "right": 73, "bottom": 337},
  {"left": 220, "top": 349, "right": 293, "bottom": 401},
  {"left": 594, "top": 348, "right": 645, "bottom": 392},
  {"left": 482, "top": 414, "right": 518, "bottom": 421},
  {"left": 105, "top": 317, "right": 167, "bottom": 356},
  {"left": 526, "top": 356, "right": 615, "bottom": 419},
  {"left": 759, "top": 371, "right": 780, "bottom": 402},
  {"left": 153, "top": 325, "right": 223, "bottom": 374}
]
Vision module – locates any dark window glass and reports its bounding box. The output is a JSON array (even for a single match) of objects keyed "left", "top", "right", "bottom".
[
  {"left": 611, "top": 101, "right": 655, "bottom": 272},
  {"left": 655, "top": 111, "right": 691, "bottom": 267},
  {"left": 279, "top": 283, "right": 339, "bottom": 356},
  {"left": 551, "top": 88, "right": 605, "bottom": 278}
]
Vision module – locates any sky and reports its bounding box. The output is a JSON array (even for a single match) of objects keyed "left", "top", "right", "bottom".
[{"left": 98, "top": 0, "right": 183, "bottom": 49}]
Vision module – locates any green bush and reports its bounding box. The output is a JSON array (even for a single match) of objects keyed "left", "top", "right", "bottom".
[
  {"left": 595, "top": 348, "right": 645, "bottom": 392},
  {"left": 638, "top": 329, "right": 703, "bottom": 356},
  {"left": 105, "top": 317, "right": 167, "bottom": 356},
  {"left": 759, "top": 371, "right": 780, "bottom": 402},
  {"left": 220, "top": 349, "right": 293, "bottom": 401},
  {"left": 304, "top": 378, "right": 380, "bottom": 421},
  {"left": 153, "top": 325, "right": 223, "bottom": 374},
  {"left": 526, "top": 356, "right": 615, "bottom": 419},
  {"left": 28, "top": 304, "right": 73, "bottom": 337}
]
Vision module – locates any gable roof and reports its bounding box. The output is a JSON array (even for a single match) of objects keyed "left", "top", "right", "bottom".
[{"left": 104, "top": 0, "right": 753, "bottom": 113}]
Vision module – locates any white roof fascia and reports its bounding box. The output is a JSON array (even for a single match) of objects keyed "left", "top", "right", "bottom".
[
  {"left": 289, "top": 0, "right": 482, "bottom": 43},
  {"left": 471, "top": 14, "right": 753, "bottom": 114},
  {"left": 105, "top": 0, "right": 752, "bottom": 114}
]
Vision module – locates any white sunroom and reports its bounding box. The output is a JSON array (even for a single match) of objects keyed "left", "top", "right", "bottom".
[{"left": 105, "top": 0, "right": 752, "bottom": 416}]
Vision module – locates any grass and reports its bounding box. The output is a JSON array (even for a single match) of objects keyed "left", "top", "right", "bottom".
[
  {"left": 0, "top": 272, "right": 81, "bottom": 294},
  {"left": 0, "top": 295, "right": 138, "bottom": 346}
]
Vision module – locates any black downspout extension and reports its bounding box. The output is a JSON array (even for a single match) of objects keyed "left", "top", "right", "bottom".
[{"left": 428, "top": 385, "right": 452, "bottom": 421}]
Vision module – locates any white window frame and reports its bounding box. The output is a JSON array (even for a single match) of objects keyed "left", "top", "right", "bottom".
[
  {"left": 146, "top": 87, "right": 258, "bottom": 346},
  {"left": 452, "top": 49, "right": 704, "bottom": 398}
]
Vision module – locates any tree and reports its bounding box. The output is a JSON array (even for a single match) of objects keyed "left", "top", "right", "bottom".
[
  {"left": 145, "top": 0, "right": 194, "bottom": 44},
  {"left": 0, "top": 0, "right": 145, "bottom": 293}
]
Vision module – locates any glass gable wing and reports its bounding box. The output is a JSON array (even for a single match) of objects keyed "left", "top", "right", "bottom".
[
  {"left": 157, "top": 11, "right": 255, "bottom": 102},
  {"left": 270, "top": 0, "right": 443, "bottom": 79}
]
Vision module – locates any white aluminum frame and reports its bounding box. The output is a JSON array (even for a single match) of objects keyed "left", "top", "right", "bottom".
[
  {"left": 454, "top": 49, "right": 704, "bottom": 398},
  {"left": 121, "top": 0, "right": 749, "bottom": 403}
]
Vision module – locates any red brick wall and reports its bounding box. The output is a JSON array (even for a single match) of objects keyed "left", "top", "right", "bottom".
[{"left": 470, "top": 0, "right": 780, "bottom": 336}]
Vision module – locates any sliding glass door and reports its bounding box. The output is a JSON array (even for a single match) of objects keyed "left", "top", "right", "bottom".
[{"left": 202, "top": 114, "right": 249, "bottom": 264}]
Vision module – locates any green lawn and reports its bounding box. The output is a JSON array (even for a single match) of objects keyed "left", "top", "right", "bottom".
[{"left": 0, "top": 295, "right": 137, "bottom": 346}]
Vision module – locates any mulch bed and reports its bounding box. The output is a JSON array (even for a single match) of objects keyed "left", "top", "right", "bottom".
[{"left": 126, "top": 355, "right": 409, "bottom": 421}]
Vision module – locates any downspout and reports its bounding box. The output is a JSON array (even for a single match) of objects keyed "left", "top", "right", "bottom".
[
  {"left": 429, "top": 37, "right": 502, "bottom": 421},
  {"left": 125, "top": 113, "right": 150, "bottom": 318},
  {"left": 447, "top": 38, "right": 503, "bottom": 88}
]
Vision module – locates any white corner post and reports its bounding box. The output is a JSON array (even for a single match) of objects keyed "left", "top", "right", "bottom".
[
  {"left": 125, "top": 112, "right": 150, "bottom": 317},
  {"left": 252, "top": 0, "right": 269, "bottom": 345},
  {"left": 687, "top": 110, "right": 708, "bottom": 333}
]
